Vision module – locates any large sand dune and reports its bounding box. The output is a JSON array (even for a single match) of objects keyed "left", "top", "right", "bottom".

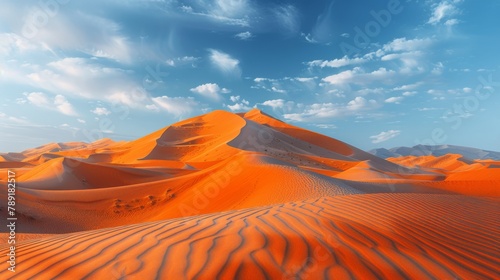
[{"left": 1, "top": 109, "right": 499, "bottom": 279}]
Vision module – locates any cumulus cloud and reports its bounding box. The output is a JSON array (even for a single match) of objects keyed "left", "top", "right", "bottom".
[
  {"left": 208, "top": 49, "right": 241, "bottom": 76},
  {"left": 322, "top": 67, "right": 396, "bottom": 86},
  {"left": 307, "top": 56, "right": 367, "bottom": 68},
  {"left": 394, "top": 83, "right": 423, "bottom": 91},
  {"left": 26, "top": 92, "right": 77, "bottom": 116},
  {"left": 21, "top": 57, "right": 150, "bottom": 107},
  {"left": 54, "top": 95, "right": 78, "bottom": 116},
  {"left": 262, "top": 99, "right": 286, "bottom": 109},
  {"left": 166, "top": 56, "right": 200, "bottom": 67},
  {"left": 283, "top": 97, "right": 378, "bottom": 122},
  {"left": 271, "top": 86, "right": 286, "bottom": 94},
  {"left": 226, "top": 96, "right": 250, "bottom": 111},
  {"left": 385, "top": 96, "right": 404, "bottom": 104},
  {"left": 254, "top": 77, "right": 275, "bottom": 83},
  {"left": 26, "top": 92, "right": 50, "bottom": 107},
  {"left": 382, "top": 37, "right": 433, "bottom": 53},
  {"left": 190, "top": 83, "right": 228, "bottom": 100},
  {"left": 91, "top": 107, "right": 112, "bottom": 116},
  {"left": 294, "top": 77, "right": 316, "bottom": 83},
  {"left": 235, "top": 31, "right": 252, "bottom": 40},
  {"left": 428, "top": 0, "right": 461, "bottom": 25},
  {"left": 370, "top": 130, "right": 401, "bottom": 143}
]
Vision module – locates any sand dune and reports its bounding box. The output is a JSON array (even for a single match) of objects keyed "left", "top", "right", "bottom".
[
  {"left": 1, "top": 109, "right": 499, "bottom": 279},
  {"left": 1, "top": 194, "right": 498, "bottom": 280}
]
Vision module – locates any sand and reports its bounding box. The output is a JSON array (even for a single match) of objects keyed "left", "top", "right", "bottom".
[{"left": 0, "top": 109, "right": 499, "bottom": 279}]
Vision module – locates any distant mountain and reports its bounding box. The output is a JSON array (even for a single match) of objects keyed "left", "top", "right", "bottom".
[{"left": 370, "top": 144, "right": 500, "bottom": 160}]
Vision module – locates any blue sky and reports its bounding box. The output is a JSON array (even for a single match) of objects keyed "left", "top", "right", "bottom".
[{"left": 1, "top": 0, "right": 499, "bottom": 152}]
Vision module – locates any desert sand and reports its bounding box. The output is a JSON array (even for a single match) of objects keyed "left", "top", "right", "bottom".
[{"left": 1, "top": 109, "right": 499, "bottom": 279}]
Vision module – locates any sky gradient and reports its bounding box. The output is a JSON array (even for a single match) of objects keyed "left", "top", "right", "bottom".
[{"left": 1, "top": 0, "right": 499, "bottom": 152}]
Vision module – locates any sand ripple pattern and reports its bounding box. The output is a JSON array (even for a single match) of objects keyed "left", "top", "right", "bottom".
[{"left": 1, "top": 193, "right": 499, "bottom": 280}]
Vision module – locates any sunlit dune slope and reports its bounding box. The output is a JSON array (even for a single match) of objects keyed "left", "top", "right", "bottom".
[
  {"left": 1, "top": 193, "right": 498, "bottom": 280},
  {"left": 0, "top": 109, "right": 499, "bottom": 234},
  {"left": 2, "top": 153, "right": 362, "bottom": 233}
]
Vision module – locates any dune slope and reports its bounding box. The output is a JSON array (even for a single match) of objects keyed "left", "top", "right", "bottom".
[
  {"left": 1, "top": 109, "right": 499, "bottom": 279},
  {"left": 1, "top": 193, "right": 498, "bottom": 280}
]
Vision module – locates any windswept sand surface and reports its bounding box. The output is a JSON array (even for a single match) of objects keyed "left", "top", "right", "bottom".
[
  {"left": 1, "top": 194, "right": 498, "bottom": 280},
  {"left": 1, "top": 109, "right": 499, "bottom": 279}
]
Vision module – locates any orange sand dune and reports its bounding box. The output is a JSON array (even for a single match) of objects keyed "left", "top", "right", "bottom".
[
  {"left": 1, "top": 194, "right": 498, "bottom": 280},
  {"left": 0, "top": 109, "right": 499, "bottom": 232},
  {"left": 18, "top": 157, "right": 171, "bottom": 190},
  {"left": 387, "top": 154, "right": 473, "bottom": 172},
  {"left": 1, "top": 109, "right": 499, "bottom": 279}
]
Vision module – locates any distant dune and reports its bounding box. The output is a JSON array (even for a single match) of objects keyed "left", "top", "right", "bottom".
[
  {"left": 370, "top": 144, "right": 500, "bottom": 160},
  {"left": 1, "top": 109, "right": 499, "bottom": 279}
]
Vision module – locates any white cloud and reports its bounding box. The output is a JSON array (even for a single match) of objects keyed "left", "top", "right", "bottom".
[
  {"left": 26, "top": 92, "right": 77, "bottom": 116},
  {"left": 27, "top": 92, "right": 50, "bottom": 107},
  {"left": 208, "top": 49, "right": 241, "bottom": 76},
  {"left": 382, "top": 37, "right": 433, "bottom": 53},
  {"left": 385, "top": 96, "right": 404, "bottom": 104},
  {"left": 347, "top": 96, "right": 377, "bottom": 110},
  {"left": 262, "top": 99, "right": 286, "bottom": 109},
  {"left": 54, "top": 95, "right": 78, "bottom": 116},
  {"left": 428, "top": 1, "right": 461, "bottom": 25},
  {"left": 431, "top": 62, "right": 444, "bottom": 75},
  {"left": 226, "top": 95, "right": 250, "bottom": 111},
  {"left": 230, "top": 95, "right": 241, "bottom": 102},
  {"left": 208, "top": 0, "right": 251, "bottom": 20},
  {"left": 370, "top": 130, "right": 401, "bottom": 144},
  {"left": 394, "top": 82, "right": 423, "bottom": 91},
  {"left": 254, "top": 77, "right": 277, "bottom": 83},
  {"left": 235, "top": 31, "right": 252, "bottom": 40},
  {"left": 190, "top": 83, "right": 226, "bottom": 100},
  {"left": 166, "top": 56, "right": 200, "bottom": 67},
  {"left": 283, "top": 97, "right": 378, "bottom": 122},
  {"left": 152, "top": 96, "right": 198, "bottom": 116},
  {"left": 91, "top": 107, "right": 111, "bottom": 116},
  {"left": 0, "top": 3, "right": 133, "bottom": 63},
  {"left": 294, "top": 77, "right": 316, "bottom": 83},
  {"left": 18, "top": 57, "right": 150, "bottom": 107},
  {"left": 381, "top": 51, "right": 424, "bottom": 70},
  {"left": 322, "top": 68, "right": 360, "bottom": 85},
  {"left": 227, "top": 98, "right": 251, "bottom": 111},
  {"left": 77, "top": 119, "right": 86, "bottom": 124},
  {"left": 445, "top": 19, "right": 460, "bottom": 26},
  {"left": 307, "top": 56, "right": 367, "bottom": 68},
  {"left": 322, "top": 67, "right": 396, "bottom": 86},
  {"left": 271, "top": 86, "right": 286, "bottom": 94},
  {"left": 0, "top": 33, "right": 39, "bottom": 56}
]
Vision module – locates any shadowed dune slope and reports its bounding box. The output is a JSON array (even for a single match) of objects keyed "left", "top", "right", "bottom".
[{"left": 1, "top": 193, "right": 498, "bottom": 280}]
